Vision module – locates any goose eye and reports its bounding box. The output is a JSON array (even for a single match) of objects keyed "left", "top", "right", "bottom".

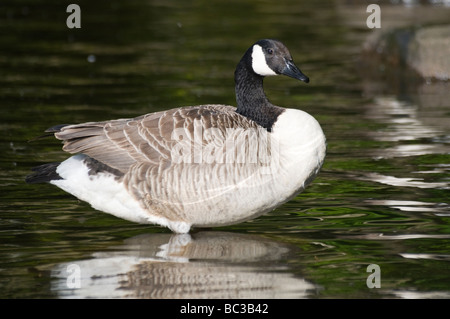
[{"left": 267, "top": 48, "right": 274, "bottom": 55}]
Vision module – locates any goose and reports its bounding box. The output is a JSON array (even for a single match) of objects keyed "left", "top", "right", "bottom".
[{"left": 26, "top": 39, "right": 326, "bottom": 233}]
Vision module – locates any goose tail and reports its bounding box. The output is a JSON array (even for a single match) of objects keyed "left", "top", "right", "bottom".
[{"left": 25, "top": 162, "right": 63, "bottom": 184}]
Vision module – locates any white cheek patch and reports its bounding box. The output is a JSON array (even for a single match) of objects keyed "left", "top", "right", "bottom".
[{"left": 251, "top": 44, "right": 277, "bottom": 76}]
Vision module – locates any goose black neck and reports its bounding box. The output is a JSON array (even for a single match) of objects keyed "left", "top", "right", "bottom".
[{"left": 234, "top": 58, "right": 283, "bottom": 132}]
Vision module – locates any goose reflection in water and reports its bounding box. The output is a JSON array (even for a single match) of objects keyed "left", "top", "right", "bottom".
[{"left": 51, "top": 231, "right": 319, "bottom": 299}]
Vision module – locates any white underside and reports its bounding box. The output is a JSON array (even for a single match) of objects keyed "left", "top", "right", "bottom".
[
  {"left": 51, "top": 108, "right": 325, "bottom": 234},
  {"left": 51, "top": 155, "right": 191, "bottom": 233}
]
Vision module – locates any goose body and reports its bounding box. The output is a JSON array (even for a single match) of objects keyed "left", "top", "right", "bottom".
[{"left": 27, "top": 39, "right": 326, "bottom": 233}]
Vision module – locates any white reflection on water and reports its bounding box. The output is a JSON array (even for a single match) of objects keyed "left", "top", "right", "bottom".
[
  {"left": 51, "top": 231, "right": 318, "bottom": 299},
  {"left": 350, "top": 233, "right": 450, "bottom": 240},
  {"left": 366, "top": 199, "right": 450, "bottom": 214},
  {"left": 359, "top": 172, "right": 449, "bottom": 189},
  {"left": 360, "top": 96, "right": 450, "bottom": 190},
  {"left": 400, "top": 253, "right": 450, "bottom": 261},
  {"left": 366, "top": 97, "right": 450, "bottom": 158},
  {"left": 367, "top": 97, "right": 441, "bottom": 142},
  {"left": 390, "top": 290, "right": 450, "bottom": 299}
]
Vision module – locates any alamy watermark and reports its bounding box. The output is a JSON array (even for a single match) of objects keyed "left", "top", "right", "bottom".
[
  {"left": 66, "top": 263, "right": 81, "bottom": 289},
  {"left": 66, "top": 4, "right": 81, "bottom": 29},
  {"left": 366, "top": 264, "right": 381, "bottom": 288},
  {"left": 366, "top": 4, "right": 381, "bottom": 29},
  {"left": 169, "top": 120, "right": 280, "bottom": 174},
  {"left": 66, "top": 4, "right": 381, "bottom": 30},
  {"left": 62, "top": 2, "right": 381, "bottom": 169}
]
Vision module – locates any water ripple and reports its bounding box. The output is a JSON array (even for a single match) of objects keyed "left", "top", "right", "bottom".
[{"left": 358, "top": 172, "right": 449, "bottom": 189}]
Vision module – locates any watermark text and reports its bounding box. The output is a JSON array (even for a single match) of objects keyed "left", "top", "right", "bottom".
[
  {"left": 66, "top": 4, "right": 81, "bottom": 29},
  {"left": 66, "top": 263, "right": 81, "bottom": 288},
  {"left": 366, "top": 264, "right": 381, "bottom": 288},
  {"left": 366, "top": 4, "right": 381, "bottom": 29}
]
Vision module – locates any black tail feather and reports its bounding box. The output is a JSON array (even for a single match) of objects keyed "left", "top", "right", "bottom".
[
  {"left": 25, "top": 162, "right": 62, "bottom": 184},
  {"left": 45, "top": 124, "right": 71, "bottom": 133},
  {"left": 27, "top": 124, "right": 71, "bottom": 142}
]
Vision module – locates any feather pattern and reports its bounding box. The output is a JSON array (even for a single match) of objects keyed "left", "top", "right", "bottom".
[
  {"left": 27, "top": 39, "right": 326, "bottom": 233},
  {"left": 52, "top": 105, "right": 261, "bottom": 173}
]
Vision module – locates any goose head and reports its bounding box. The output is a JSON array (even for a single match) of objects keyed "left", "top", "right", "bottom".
[{"left": 250, "top": 39, "right": 309, "bottom": 83}]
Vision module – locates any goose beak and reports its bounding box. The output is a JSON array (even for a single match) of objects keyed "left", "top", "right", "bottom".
[{"left": 282, "top": 60, "right": 309, "bottom": 83}]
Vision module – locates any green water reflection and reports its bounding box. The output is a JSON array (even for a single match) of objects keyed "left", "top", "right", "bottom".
[{"left": 1, "top": 0, "right": 449, "bottom": 298}]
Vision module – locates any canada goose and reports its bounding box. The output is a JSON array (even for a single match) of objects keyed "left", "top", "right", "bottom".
[{"left": 26, "top": 39, "right": 326, "bottom": 233}]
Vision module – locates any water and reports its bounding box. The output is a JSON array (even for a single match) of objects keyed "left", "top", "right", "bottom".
[{"left": 1, "top": 0, "right": 449, "bottom": 299}]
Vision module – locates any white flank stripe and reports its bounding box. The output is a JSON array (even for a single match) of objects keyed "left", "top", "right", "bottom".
[{"left": 51, "top": 154, "right": 191, "bottom": 233}]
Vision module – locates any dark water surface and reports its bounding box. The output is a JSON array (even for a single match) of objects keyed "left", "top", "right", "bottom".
[{"left": 1, "top": 0, "right": 449, "bottom": 298}]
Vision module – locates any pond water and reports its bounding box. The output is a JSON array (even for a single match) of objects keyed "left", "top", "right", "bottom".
[{"left": 1, "top": 0, "right": 449, "bottom": 299}]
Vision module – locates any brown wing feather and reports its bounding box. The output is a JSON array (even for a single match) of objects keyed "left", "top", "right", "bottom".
[{"left": 50, "top": 105, "right": 259, "bottom": 173}]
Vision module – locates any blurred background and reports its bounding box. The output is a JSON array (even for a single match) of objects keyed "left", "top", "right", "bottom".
[{"left": 0, "top": 0, "right": 449, "bottom": 298}]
